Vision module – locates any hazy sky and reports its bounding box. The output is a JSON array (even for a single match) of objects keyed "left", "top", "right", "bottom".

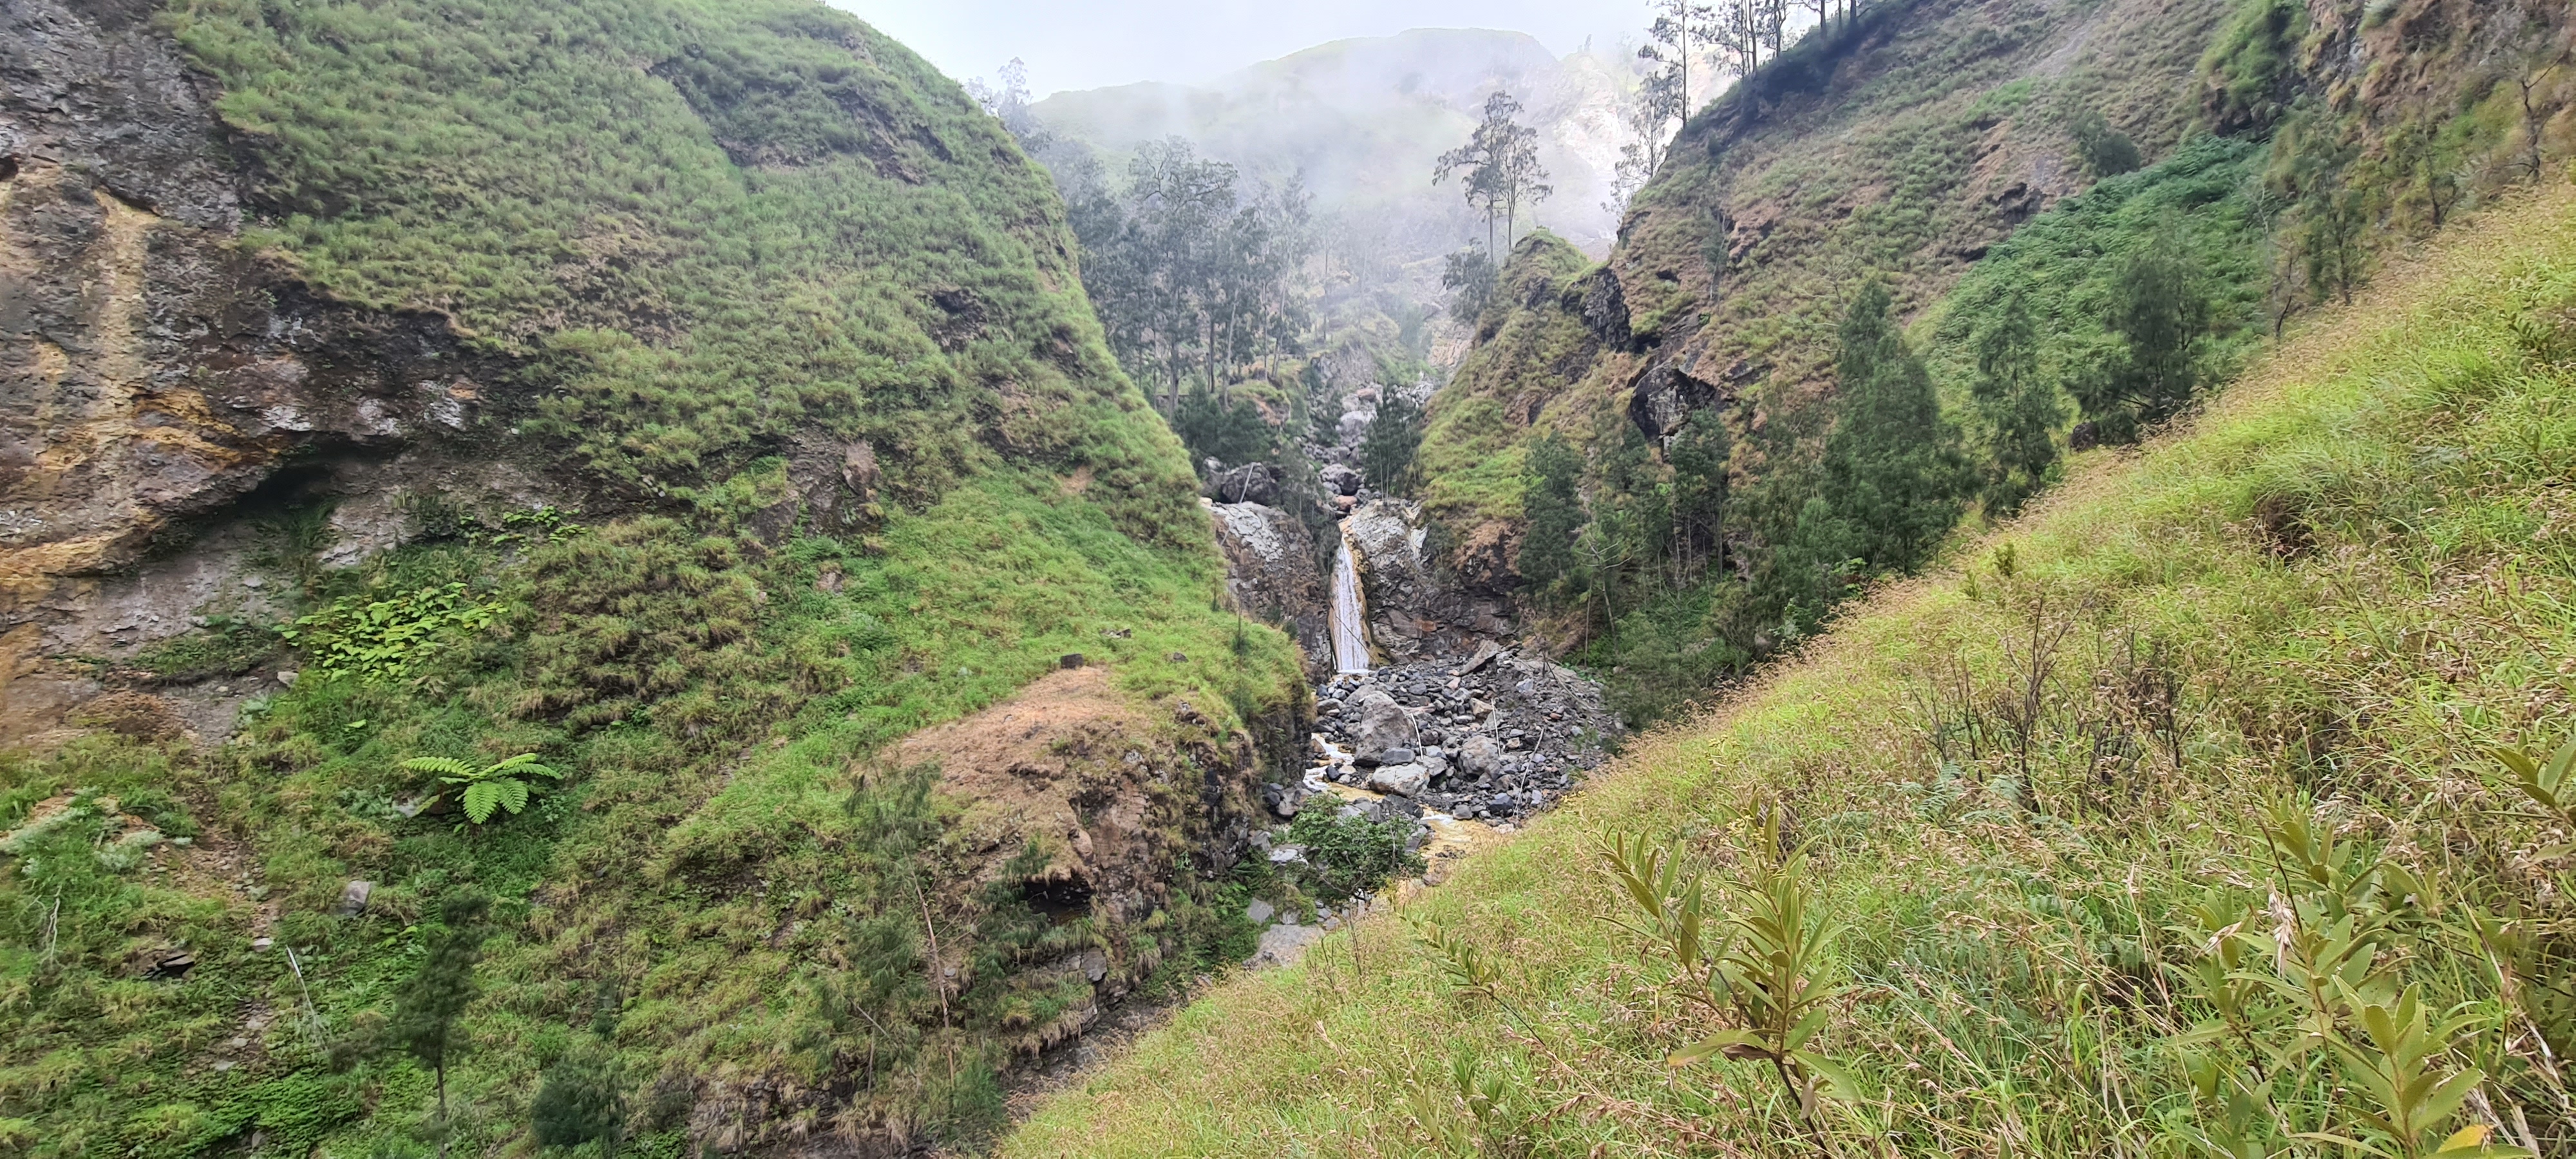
[{"left": 831, "top": 0, "right": 1651, "bottom": 97}]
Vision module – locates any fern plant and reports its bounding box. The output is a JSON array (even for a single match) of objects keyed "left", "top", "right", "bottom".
[{"left": 402, "top": 753, "right": 562, "bottom": 824}]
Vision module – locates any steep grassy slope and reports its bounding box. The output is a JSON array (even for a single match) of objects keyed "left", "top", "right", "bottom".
[
  {"left": 1417, "top": 0, "right": 2573, "bottom": 722},
  {"left": 0, "top": 1, "right": 1301, "bottom": 1154},
  {"left": 1007, "top": 181, "right": 2576, "bottom": 1158}
]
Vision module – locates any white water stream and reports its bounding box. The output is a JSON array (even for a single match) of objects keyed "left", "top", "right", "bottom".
[{"left": 1329, "top": 529, "right": 1371, "bottom": 674}]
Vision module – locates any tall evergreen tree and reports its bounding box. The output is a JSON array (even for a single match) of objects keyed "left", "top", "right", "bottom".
[
  {"left": 1518, "top": 432, "right": 1587, "bottom": 590},
  {"left": 1970, "top": 291, "right": 2063, "bottom": 516},
  {"left": 1667, "top": 406, "right": 1733, "bottom": 581},
  {"left": 1818, "top": 282, "right": 1967, "bottom": 571},
  {"left": 390, "top": 890, "right": 489, "bottom": 1159},
  {"left": 2072, "top": 230, "right": 2210, "bottom": 443},
  {"left": 1360, "top": 391, "right": 1426, "bottom": 496},
  {"left": 1435, "top": 91, "right": 1552, "bottom": 257}
]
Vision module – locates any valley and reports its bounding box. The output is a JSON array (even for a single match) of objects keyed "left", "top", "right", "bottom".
[{"left": 3, "top": 0, "right": 2574, "bottom": 1155}]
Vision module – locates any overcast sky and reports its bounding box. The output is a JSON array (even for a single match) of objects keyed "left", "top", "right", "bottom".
[{"left": 831, "top": 0, "right": 1651, "bottom": 96}]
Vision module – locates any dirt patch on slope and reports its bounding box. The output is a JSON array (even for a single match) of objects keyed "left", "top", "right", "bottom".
[{"left": 891, "top": 666, "right": 1157, "bottom": 887}]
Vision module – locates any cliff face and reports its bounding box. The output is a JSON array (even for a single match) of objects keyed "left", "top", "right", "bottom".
[
  {"left": 0, "top": 1, "right": 1305, "bottom": 1153},
  {"left": 4, "top": 0, "right": 542, "bottom": 742}
]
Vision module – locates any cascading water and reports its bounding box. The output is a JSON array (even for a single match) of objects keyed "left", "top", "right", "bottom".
[{"left": 1329, "top": 529, "right": 1372, "bottom": 674}]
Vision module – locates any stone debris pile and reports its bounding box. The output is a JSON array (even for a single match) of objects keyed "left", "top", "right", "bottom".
[{"left": 1269, "top": 641, "right": 1622, "bottom": 824}]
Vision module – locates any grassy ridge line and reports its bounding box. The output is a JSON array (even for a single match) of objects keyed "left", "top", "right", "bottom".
[{"left": 1003, "top": 185, "right": 2576, "bottom": 1154}]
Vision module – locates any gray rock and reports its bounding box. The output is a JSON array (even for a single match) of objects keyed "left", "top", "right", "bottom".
[
  {"left": 1249, "top": 921, "right": 1325, "bottom": 969},
  {"left": 334, "top": 880, "right": 373, "bottom": 917},
  {"left": 1208, "top": 461, "right": 1282, "bottom": 505},
  {"left": 1366, "top": 762, "right": 1429, "bottom": 797},
  {"left": 1246, "top": 898, "right": 1276, "bottom": 924},
  {"left": 1457, "top": 735, "right": 1505, "bottom": 778},
  {"left": 1379, "top": 746, "right": 1414, "bottom": 765},
  {"left": 1347, "top": 688, "right": 1417, "bottom": 766},
  {"left": 1320, "top": 462, "right": 1363, "bottom": 496}
]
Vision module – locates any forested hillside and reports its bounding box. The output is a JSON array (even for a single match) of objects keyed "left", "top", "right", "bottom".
[
  {"left": 0, "top": 0, "right": 1301, "bottom": 1153},
  {"left": 1418, "top": 0, "right": 2574, "bottom": 723}
]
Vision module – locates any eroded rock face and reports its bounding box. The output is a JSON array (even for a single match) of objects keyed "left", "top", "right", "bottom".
[
  {"left": 1205, "top": 500, "right": 1331, "bottom": 679},
  {"left": 1345, "top": 498, "right": 1512, "bottom": 663},
  {"left": 1627, "top": 354, "right": 1761, "bottom": 444},
  {"left": 888, "top": 667, "right": 1271, "bottom": 1049},
  {"left": 0, "top": 1, "right": 555, "bottom": 744}
]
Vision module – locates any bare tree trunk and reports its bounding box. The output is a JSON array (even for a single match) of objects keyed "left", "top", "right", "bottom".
[{"left": 2523, "top": 76, "right": 2549, "bottom": 183}]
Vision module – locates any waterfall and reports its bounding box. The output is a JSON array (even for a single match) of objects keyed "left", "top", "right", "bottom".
[{"left": 1329, "top": 529, "right": 1372, "bottom": 674}]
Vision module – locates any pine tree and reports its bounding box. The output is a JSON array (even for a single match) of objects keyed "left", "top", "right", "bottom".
[
  {"left": 2072, "top": 231, "right": 2209, "bottom": 443},
  {"left": 1819, "top": 282, "right": 1967, "bottom": 571},
  {"left": 389, "top": 890, "right": 489, "bottom": 1159},
  {"left": 1970, "top": 291, "right": 2063, "bottom": 516},
  {"left": 1667, "top": 406, "right": 1733, "bottom": 581},
  {"left": 1519, "top": 432, "right": 1587, "bottom": 590},
  {"left": 533, "top": 1042, "right": 625, "bottom": 1156},
  {"left": 1360, "top": 390, "right": 1426, "bottom": 497}
]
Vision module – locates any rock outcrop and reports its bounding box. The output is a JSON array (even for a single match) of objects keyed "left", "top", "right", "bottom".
[
  {"left": 1206, "top": 499, "right": 1331, "bottom": 679},
  {"left": 1343, "top": 497, "right": 1513, "bottom": 663},
  {"left": 0, "top": 0, "right": 554, "bottom": 744}
]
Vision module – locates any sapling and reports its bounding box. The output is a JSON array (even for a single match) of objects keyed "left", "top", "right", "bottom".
[{"left": 390, "top": 890, "right": 489, "bottom": 1158}]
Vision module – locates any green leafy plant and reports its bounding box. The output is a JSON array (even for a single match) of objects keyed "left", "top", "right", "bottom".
[
  {"left": 282, "top": 582, "right": 498, "bottom": 680},
  {"left": 1602, "top": 808, "right": 1855, "bottom": 1129},
  {"left": 1285, "top": 808, "right": 1423, "bottom": 898},
  {"left": 2306, "top": 984, "right": 2523, "bottom": 1158},
  {"left": 2492, "top": 737, "right": 2576, "bottom": 857},
  {"left": 402, "top": 753, "right": 561, "bottom": 824}
]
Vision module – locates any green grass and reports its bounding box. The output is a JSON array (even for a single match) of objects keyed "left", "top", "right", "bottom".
[
  {"left": 1004, "top": 185, "right": 2576, "bottom": 1155},
  {"left": 1920, "top": 135, "right": 2271, "bottom": 400}
]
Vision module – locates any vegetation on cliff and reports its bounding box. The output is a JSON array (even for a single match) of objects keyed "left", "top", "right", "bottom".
[
  {"left": 0, "top": 1, "right": 1302, "bottom": 1154},
  {"left": 1414, "top": 0, "right": 2573, "bottom": 726}
]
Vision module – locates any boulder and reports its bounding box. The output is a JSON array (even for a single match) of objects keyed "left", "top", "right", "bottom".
[
  {"left": 1366, "top": 762, "right": 1429, "bottom": 796},
  {"left": 1347, "top": 688, "right": 1417, "bottom": 766},
  {"left": 1248, "top": 921, "right": 1325, "bottom": 968},
  {"left": 1457, "top": 735, "right": 1504, "bottom": 778},
  {"left": 1320, "top": 462, "right": 1363, "bottom": 496},
  {"left": 1208, "top": 461, "right": 1282, "bottom": 505}
]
